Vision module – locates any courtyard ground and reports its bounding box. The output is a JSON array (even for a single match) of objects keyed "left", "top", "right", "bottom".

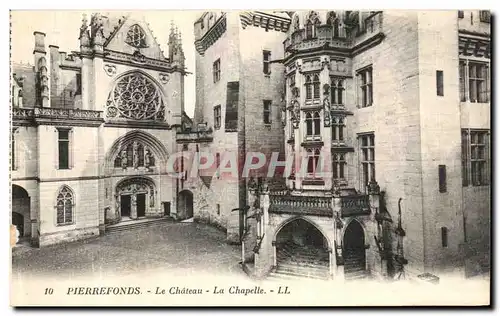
[{"left": 11, "top": 221, "right": 243, "bottom": 280}]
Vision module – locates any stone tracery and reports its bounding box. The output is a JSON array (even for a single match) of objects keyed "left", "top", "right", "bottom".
[
  {"left": 106, "top": 72, "right": 165, "bottom": 121},
  {"left": 125, "top": 24, "right": 148, "bottom": 48}
]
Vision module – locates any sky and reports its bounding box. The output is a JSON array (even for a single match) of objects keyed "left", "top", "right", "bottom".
[{"left": 10, "top": 10, "right": 199, "bottom": 117}]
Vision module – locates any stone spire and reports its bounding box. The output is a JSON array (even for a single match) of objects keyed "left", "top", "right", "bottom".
[{"left": 168, "top": 21, "right": 185, "bottom": 68}]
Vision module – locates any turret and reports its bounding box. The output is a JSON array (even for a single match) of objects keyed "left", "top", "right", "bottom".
[
  {"left": 33, "top": 31, "right": 49, "bottom": 107},
  {"left": 168, "top": 22, "right": 185, "bottom": 69}
]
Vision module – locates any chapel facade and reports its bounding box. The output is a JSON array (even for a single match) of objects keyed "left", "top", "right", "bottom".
[{"left": 11, "top": 13, "right": 189, "bottom": 246}]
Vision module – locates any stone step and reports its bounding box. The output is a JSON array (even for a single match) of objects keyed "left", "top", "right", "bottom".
[
  {"left": 345, "top": 270, "right": 369, "bottom": 280},
  {"left": 277, "top": 262, "right": 329, "bottom": 272},
  {"left": 269, "top": 269, "right": 329, "bottom": 281},
  {"left": 278, "top": 261, "right": 329, "bottom": 270},
  {"left": 276, "top": 268, "right": 329, "bottom": 279},
  {"left": 106, "top": 218, "right": 173, "bottom": 233}
]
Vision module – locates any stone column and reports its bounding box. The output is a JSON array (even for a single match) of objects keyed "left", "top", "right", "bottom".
[
  {"left": 367, "top": 178, "right": 381, "bottom": 276},
  {"left": 328, "top": 247, "right": 334, "bottom": 279},
  {"left": 131, "top": 193, "right": 138, "bottom": 219}
]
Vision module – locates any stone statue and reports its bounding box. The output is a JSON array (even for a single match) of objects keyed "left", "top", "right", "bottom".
[
  {"left": 281, "top": 104, "right": 287, "bottom": 127},
  {"left": 120, "top": 150, "right": 127, "bottom": 169},
  {"left": 79, "top": 14, "right": 90, "bottom": 47},
  {"left": 149, "top": 189, "right": 155, "bottom": 207},
  {"left": 90, "top": 13, "right": 105, "bottom": 45},
  {"left": 132, "top": 141, "right": 139, "bottom": 168},
  {"left": 131, "top": 194, "right": 137, "bottom": 206},
  {"left": 323, "top": 96, "right": 331, "bottom": 127},
  {"left": 292, "top": 101, "right": 300, "bottom": 128},
  {"left": 144, "top": 147, "right": 151, "bottom": 168}
]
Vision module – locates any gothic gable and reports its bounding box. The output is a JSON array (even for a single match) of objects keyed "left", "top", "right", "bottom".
[{"left": 105, "top": 16, "right": 167, "bottom": 61}]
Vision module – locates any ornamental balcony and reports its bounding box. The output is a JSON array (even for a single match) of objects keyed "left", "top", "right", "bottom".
[
  {"left": 269, "top": 191, "right": 333, "bottom": 217},
  {"left": 268, "top": 189, "right": 371, "bottom": 218},
  {"left": 284, "top": 27, "right": 351, "bottom": 58},
  {"left": 339, "top": 195, "right": 370, "bottom": 217},
  {"left": 12, "top": 106, "right": 104, "bottom": 127},
  {"left": 176, "top": 124, "right": 214, "bottom": 143},
  {"left": 284, "top": 11, "right": 384, "bottom": 58}
]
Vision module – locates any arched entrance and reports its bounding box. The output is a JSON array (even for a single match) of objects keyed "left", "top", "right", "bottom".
[
  {"left": 115, "top": 177, "right": 156, "bottom": 221},
  {"left": 343, "top": 220, "right": 366, "bottom": 277},
  {"left": 177, "top": 190, "right": 193, "bottom": 220},
  {"left": 11, "top": 184, "right": 30, "bottom": 237},
  {"left": 274, "top": 218, "right": 329, "bottom": 279}
]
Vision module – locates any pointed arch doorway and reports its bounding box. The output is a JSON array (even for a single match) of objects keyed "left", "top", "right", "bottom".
[
  {"left": 274, "top": 217, "right": 330, "bottom": 279},
  {"left": 11, "top": 184, "right": 30, "bottom": 238},
  {"left": 343, "top": 220, "right": 367, "bottom": 277},
  {"left": 115, "top": 177, "right": 156, "bottom": 221}
]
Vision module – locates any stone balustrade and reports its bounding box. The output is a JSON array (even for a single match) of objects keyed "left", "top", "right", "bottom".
[
  {"left": 13, "top": 106, "right": 103, "bottom": 122},
  {"left": 340, "top": 194, "right": 370, "bottom": 217}
]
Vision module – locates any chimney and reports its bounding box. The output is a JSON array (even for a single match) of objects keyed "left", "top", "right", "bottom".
[
  {"left": 33, "top": 31, "right": 46, "bottom": 54},
  {"left": 59, "top": 51, "right": 67, "bottom": 63}
]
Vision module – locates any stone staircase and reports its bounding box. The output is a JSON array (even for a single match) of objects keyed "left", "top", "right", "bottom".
[
  {"left": 106, "top": 217, "right": 174, "bottom": 233},
  {"left": 268, "top": 241, "right": 330, "bottom": 281},
  {"left": 343, "top": 249, "right": 369, "bottom": 281}
]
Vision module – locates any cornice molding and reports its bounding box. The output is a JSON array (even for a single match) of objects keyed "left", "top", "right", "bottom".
[
  {"left": 195, "top": 14, "right": 227, "bottom": 56},
  {"left": 240, "top": 11, "right": 291, "bottom": 33}
]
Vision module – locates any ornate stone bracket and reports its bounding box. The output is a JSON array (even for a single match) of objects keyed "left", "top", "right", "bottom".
[
  {"left": 367, "top": 177, "right": 380, "bottom": 195},
  {"left": 159, "top": 73, "right": 170, "bottom": 84},
  {"left": 104, "top": 64, "right": 117, "bottom": 76}
]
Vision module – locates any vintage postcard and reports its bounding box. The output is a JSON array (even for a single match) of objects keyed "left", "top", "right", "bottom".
[{"left": 9, "top": 9, "right": 491, "bottom": 307}]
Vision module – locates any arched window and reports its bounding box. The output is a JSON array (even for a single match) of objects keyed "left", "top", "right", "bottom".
[
  {"left": 305, "top": 11, "right": 321, "bottom": 39},
  {"left": 305, "top": 75, "right": 312, "bottom": 100},
  {"left": 327, "top": 11, "right": 340, "bottom": 38},
  {"left": 305, "top": 111, "right": 321, "bottom": 139},
  {"left": 313, "top": 75, "right": 321, "bottom": 99},
  {"left": 306, "top": 112, "right": 313, "bottom": 135},
  {"left": 56, "top": 186, "right": 74, "bottom": 225},
  {"left": 307, "top": 148, "right": 321, "bottom": 175},
  {"left": 332, "top": 116, "right": 346, "bottom": 143},
  {"left": 125, "top": 24, "right": 148, "bottom": 48},
  {"left": 331, "top": 78, "right": 345, "bottom": 106},
  {"left": 106, "top": 72, "right": 165, "bottom": 121},
  {"left": 332, "top": 154, "right": 346, "bottom": 180},
  {"left": 313, "top": 112, "right": 321, "bottom": 135}
]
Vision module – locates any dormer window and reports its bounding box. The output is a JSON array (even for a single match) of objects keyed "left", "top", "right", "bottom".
[{"left": 125, "top": 24, "right": 148, "bottom": 48}]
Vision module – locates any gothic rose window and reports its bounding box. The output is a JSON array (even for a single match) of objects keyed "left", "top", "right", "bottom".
[
  {"left": 106, "top": 72, "right": 165, "bottom": 121},
  {"left": 125, "top": 24, "right": 148, "bottom": 48},
  {"left": 56, "top": 186, "right": 74, "bottom": 225}
]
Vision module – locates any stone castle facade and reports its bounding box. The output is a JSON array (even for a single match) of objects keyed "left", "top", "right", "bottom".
[
  {"left": 11, "top": 10, "right": 490, "bottom": 281},
  {"left": 181, "top": 10, "right": 491, "bottom": 281}
]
